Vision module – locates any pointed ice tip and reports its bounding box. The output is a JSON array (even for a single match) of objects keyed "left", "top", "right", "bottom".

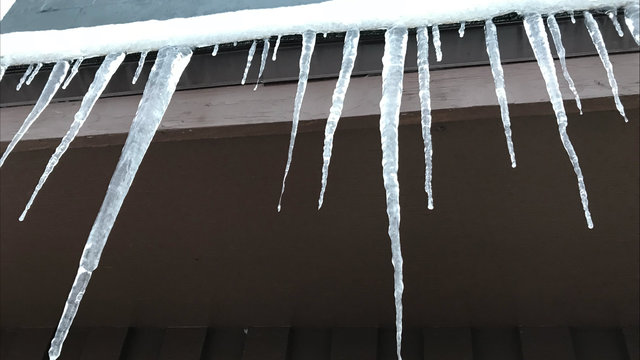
[
  {"left": 277, "top": 204, "right": 281, "bottom": 212},
  {"left": 511, "top": 162, "right": 517, "bottom": 169},
  {"left": 18, "top": 212, "right": 26, "bottom": 222},
  {"left": 253, "top": 84, "right": 258, "bottom": 91},
  {"left": 427, "top": 203, "right": 434, "bottom": 210}
]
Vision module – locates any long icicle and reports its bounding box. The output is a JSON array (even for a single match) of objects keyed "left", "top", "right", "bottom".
[
  {"left": 431, "top": 25, "right": 442, "bottom": 62},
  {"left": 1, "top": 61, "right": 69, "bottom": 168},
  {"left": 241, "top": 40, "right": 258, "bottom": 85},
  {"left": 25, "top": 63, "right": 43, "bottom": 86},
  {"left": 547, "top": 14, "right": 583, "bottom": 114},
  {"left": 380, "top": 26, "right": 408, "bottom": 360},
  {"left": 523, "top": 13, "right": 593, "bottom": 229},
  {"left": 624, "top": 3, "right": 640, "bottom": 45},
  {"left": 62, "top": 57, "right": 84, "bottom": 89},
  {"left": 16, "top": 64, "right": 34, "bottom": 91},
  {"left": 485, "top": 19, "right": 516, "bottom": 168},
  {"left": 318, "top": 29, "right": 360, "bottom": 209},
  {"left": 132, "top": 51, "right": 148, "bottom": 85},
  {"left": 272, "top": 35, "right": 282, "bottom": 61},
  {"left": 20, "top": 53, "right": 126, "bottom": 221},
  {"left": 254, "top": 38, "right": 271, "bottom": 91},
  {"left": 47, "top": 46, "right": 192, "bottom": 360},
  {"left": 416, "top": 27, "right": 435, "bottom": 209},
  {"left": 584, "top": 11, "right": 628, "bottom": 122},
  {"left": 277, "top": 30, "right": 316, "bottom": 212},
  {"left": 606, "top": 7, "right": 625, "bottom": 37}
]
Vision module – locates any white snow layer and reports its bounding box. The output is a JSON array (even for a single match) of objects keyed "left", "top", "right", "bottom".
[{"left": 0, "top": 0, "right": 636, "bottom": 67}]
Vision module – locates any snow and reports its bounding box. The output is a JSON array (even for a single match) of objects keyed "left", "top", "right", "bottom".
[
  {"left": 416, "top": 26, "right": 435, "bottom": 209},
  {"left": 47, "top": 46, "right": 192, "bottom": 360},
  {"left": 547, "top": 14, "right": 583, "bottom": 114},
  {"left": 241, "top": 40, "right": 258, "bottom": 85}
]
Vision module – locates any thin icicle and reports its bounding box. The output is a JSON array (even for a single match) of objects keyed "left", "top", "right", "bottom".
[
  {"left": 254, "top": 39, "right": 270, "bottom": 91},
  {"left": 547, "top": 14, "right": 583, "bottom": 114},
  {"left": 485, "top": 19, "right": 516, "bottom": 168},
  {"left": 20, "top": 53, "right": 126, "bottom": 221},
  {"left": 459, "top": 21, "right": 466, "bottom": 37},
  {"left": 0, "top": 65, "right": 6, "bottom": 82},
  {"left": 432, "top": 25, "right": 442, "bottom": 61},
  {"left": 47, "top": 46, "right": 192, "bottom": 360},
  {"left": 318, "top": 29, "right": 360, "bottom": 209},
  {"left": 624, "top": 3, "right": 640, "bottom": 45},
  {"left": 606, "top": 7, "right": 625, "bottom": 37},
  {"left": 569, "top": 11, "right": 576, "bottom": 24},
  {"left": 523, "top": 13, "right": 593, "bottom": 229},
  {"left": 1, "top": 61, "right": 69, "bottom": 168},
  {"left": 132, "top": 51, "right": 148, "bottom": 85},
  {"left": 380, "top": 27, "right": 408, "bottom": 360},
  {"left": 272, "top": 35, "right": 282, "bottom": 61},
  {"left": 233, "top": 41, "right": 238, "bottom": 46},
  {"left": 323, "top": 32, "right": 328, "bottom": 38},
  {"left": 15, "top": 64, "right": 34, "bottom": 91},
  {"left": 62, "top": 57, "right": 83, "bottom": 89},
  {"left": 241, "top": 40, "right": 257, "bottom": 85},
  {"left": 25, "top": 63, "right": 42, "bottom": 86},
  {"left": 584, "top": 11, "right": 628, "bottom": 122},
  {"left": 416, "top": 27, "right": 435, "bottom": 209},
  {"left": 212, "top": 44, "right": 219, "bottom": 56},
  {"left": 277, "top": 30, "right": 316, "bottom": 212}
]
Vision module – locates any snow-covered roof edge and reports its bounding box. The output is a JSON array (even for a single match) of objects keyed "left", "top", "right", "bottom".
[{"left": 0, "top": 0, "right": 633, "bottom": 66}]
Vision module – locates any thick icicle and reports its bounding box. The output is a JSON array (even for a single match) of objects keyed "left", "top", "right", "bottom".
[
  {"left": 20, "top": 53, "right": 126, "bottom": 221},
  {"left": 277, "top": 30, "right": 316, "bottom": 212},
  {"left": 523, "top": 13, "right": 593, "bottom": 229},
  {"left": 272, "top": 35, "right": 282, "bottom": 61},
  {"left": 16, "top": 64, "right": 34, "bottom": 91},
  {"left": 132, "top": 51, "right": 148, "bottom": 85},
  {"left": 584, "top": 11, "right": 628, "bottom": 122},
  {"left": 1, "top": 61, "right": 69, "bottom": 168},
  {"left": 485, "top": 19, "right": 516, "bottom": 168},
  {"left": 241, "top": 40, "right": 257, "bottom": 85},
  {"left": 431, "top": 25, "right": 442, "bottom": 61},
  {"left": 606, "top": 7, "right": 625, "bottom": 37},
  {"left": 62, "top": 57, "right": 84, "bottom": 89},
  {"left": 459, "top": 21, "right": 466, "bottom": 37},
  {"left": 547, "top": 14, "right": 583, "bottom": 114},
  {"left": 318, "top": 29, "right": 360, "bottom": 209},
  {"left": 624, "top": 3, "right": 640, "bottom": 45},
  {"left": 569, "top": 10, "right": 576, "bottom": 24},
  {"left": 254, "top": 39, "right": 270, "bottom": 91},
  {"left": 47, "top": 46, "right": 192, "bottom": 360},
  {"left": 212, "top": 44, "right": 219, "bottom": 56},
  {"left": 25, "top": 63, "right": 42, "bottom": 86},
  {"left": 380, "top": 27, "right": 408, "bottom": 360},
  {"left": 416, "top": 27, "right": 435, "bottom": 209}
]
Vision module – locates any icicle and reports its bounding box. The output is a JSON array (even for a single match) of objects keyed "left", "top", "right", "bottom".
[
  {"left": 277, "top": 30, "right": 316, "bottom": 212},
  {"left": 132, "top": 51, "right": 148, "bottom": 85},
  {"left": 416, "top": 27, "right": 435, "bottom": 209},
  {"left": 459, "top": 21, "right": 466, "bottom": 38},
  {"left": 212, "top": 44, "right": 219, "bottom": 56},
  {"left": 485, "top": 19, "right": 516, "bottom": 168},
  {"left": 241, "top": 40, "right": 257, "bottom": 85},
  {"left": 523, "top": 13, "right": 593, "bottom": 229},
  {"left": 19, "top": 53, "right": 126, "bottom": 221},
  {"left": 0, "top": 65, "right": 6, "bottom": 82},
  {"left": 431, "top": 25, "right": 442, "bottom": 62},
  {"left": 254, "top": 39, "right": 270, "bottom": 91},
  {"left": 47, "top": 46, "right": 192, "bottom": 360},
  {"left": 624, "top": 3, "right": 640, "bottom": 45},
  {"left": 380, "top": 26, "right": 407, "bottom": 360},
  {"left": 569, "top": 11, "right": 576, "bottom": 24},
  {"left": 606, "top": 7, "right": 625, "bottom": 37},
  {"left": 584, "top": 11, "right": 628, "bottom": 122},
  {"left": 272, "top": 35, "right": 282, "bottom": 61},
  {"left": 323, "top": 32, "right": 328, "bottom": 38},
  {"left": 318, "top": 29, "right": 360, "bottom": 209},
  {"left": 15, "top": 64, "right": 34, "bottom": 91},
  {"left": 547, "top": 14, "right": 583, "bottom": 114},
  {"left": 0, "top": 61, "right": 69, "bottom": 168},
  {"left": 25, "top": 63, "right": 42, "bottom": 86},
  {"left": 62, "top": 57, "right": 83, "bottom": 90},
  {"left": 233, "top": 41, "right": 238, "bottom": 46}
]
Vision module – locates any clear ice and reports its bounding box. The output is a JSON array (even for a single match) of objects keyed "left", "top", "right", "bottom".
[
  {"left": 212, "top": 44, "right": 219, "bottom": 56},
  {"left": 485, "top": 19, "right": 516, "bottom": 168},
  {"left": 278, "top": 30, "right": 316, "bottom": 212},
  {"left": 432, "top": 24, "right": 442, "bottom": 62},
  {"left": 20, "top": 53, "right": 126, "bottom": 221},
  {"left": 16, "top": 63, "right": 34, "bottom": 91},
  {"left": 241, "top": 40, "right": 257, "bottom": 85},
  {"left": 459, "top": 21, "right": 466, "bottom": 37},
  {"left": 584, "top": 11, "right": 628, "bottom": 122},
  {"left": 1, "top": 61, "right": 70, "bottom": 168},
  {"left": 624, "top": 3, "right": 640, "bottom": 45},
  {"left": 380, "top": 26, "right": 408, "bottom": 360},
  {"left": 47, "top": 46, "right": 193, "bottom": 360},
  {"left": 132, "top": 51, "right": 148, "bottom": 85},
  {"left": 524, "top": 13, "right": 593, "bottom": 229},
  {"left": 318, "top": 29, "right": 360, "bottom": 209},
  {"left": 62, "top": 57, "right": 84, "bottom": 90},
  {"left": 272, "top": 35, "right": 282, "bottom": 61},
  {"left": 25, "top": 63, "right": 42, "bottom": 86},
  {"left": 254, "top": 39, "right": 271, "bottom": 91},
  {"left": 547, "top": 14, "right": 583, "bottom": 114},
  {"left": 416, "top": 26, "right": 435, "bottom": 209},
  {"left": 605, "top": 7, "right": 625, "bottom": 37}
]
